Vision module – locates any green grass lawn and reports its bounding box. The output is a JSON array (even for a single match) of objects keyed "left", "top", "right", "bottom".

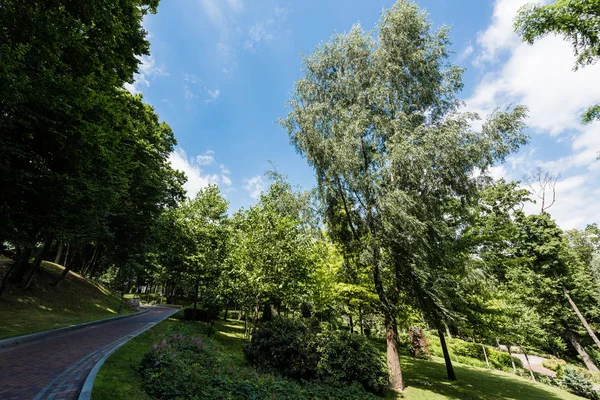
[
  {"left": 0, "top": 261, "right": 132, "bottom": 339},
  {"left": 93, "top": 315, "right": 586, "bottom": 400}
]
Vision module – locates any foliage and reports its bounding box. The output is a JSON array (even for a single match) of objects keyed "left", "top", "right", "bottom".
[
  {"left": 318, "top": 331, "right": 388, "bottom": 393},
  {"left": 167, "top": 320, "right": 216, "bottom": 337},
  {"left": 183, "top": 307, "right": 220, "bottom": 323},
  {"left": 139, "top": 334, "right": 218, "bottom": 399},
  {"left": 542, "top": 358, "right": 568, "bottom": 372},
  {"left": 281, "top": 0, "right": 528, "bottom": 387},
  {"left": 561, "top": 367, "right": 600, "bottom": 400},
  {"left": 409, "top": 327, "right": 431, "bottom": 360},
  {"left": 243, "top": 318, "right": 321, "bottom": 380}
]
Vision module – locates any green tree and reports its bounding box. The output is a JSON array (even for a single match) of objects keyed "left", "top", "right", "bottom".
[
  {"left": 226, "top": 178, "right": 317, "bottom": 328},
  {"left": 281, "top": 0, "right": 528, "bottom": 388},
  {"left": 174, "top": 185, "right": 229, "bottom": 318},
  {"left": 515, "top": 0, "right": 600, "bottom": 123}
]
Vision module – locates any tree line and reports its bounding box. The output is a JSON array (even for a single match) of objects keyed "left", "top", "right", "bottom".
[{"left": 0, "top": 0, "right": 184, "bottom": 295}]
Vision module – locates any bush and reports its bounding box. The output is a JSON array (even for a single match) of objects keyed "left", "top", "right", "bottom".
[
  {"left": 409, "top": 327, "right": 431, "bottom": 360},
  {"left": 167, "top": 320, "right": 216, "bottom": 337},
  {"left": 183, "top": 307, "right": 220, "bottom": 322},
  {"left": 486, "top": 348, "right": 523, "bottom": 371},
  {"left": 318, "top": 331, "right": 388, "bottom": 393},
  {"left": 562, "top": 368, "right": 600, "bottom": 400},
  {"left": 243, "top": 318, "right": 388, "bottom": 394},
  {"left": 139, "top": 334, "right": 218, "bottom": 399},
  {"left": 243, "top": 318, "right": 321, "bottom": 379},
  {"left": 542, "top": 358, "right": 567, "bottom": 372}
]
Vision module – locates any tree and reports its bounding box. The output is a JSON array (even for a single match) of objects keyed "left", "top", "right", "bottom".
[
  {"left": 0, "top": 0, "right": 163, "bottom": 290},
  {"left": 226, "top": 178, "right": 317, "bottom": 328},
  {"left": 173, "top": 185, "right": 229, "bottom": 318},
  {"left": 515, "top": 0, "right": 600, "bottom": 123},
  {"left": 524, "top": 167, "right": 561, "bottom": 214},
  {"left": 281, "top": 0, "right": 528, "bottom": 389}
]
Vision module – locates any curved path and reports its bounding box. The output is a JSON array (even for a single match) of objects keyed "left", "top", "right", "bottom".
[{"left": 0, "top": 306, "right": 178, "bottom": 400}]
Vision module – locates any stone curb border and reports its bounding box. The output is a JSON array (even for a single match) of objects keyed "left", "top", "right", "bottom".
[
  {"left": 0, "top": 308, "right": 149, "bottom": 350},
  {"left": 78, "top": 307, "right": 179, "bottom": 400}
]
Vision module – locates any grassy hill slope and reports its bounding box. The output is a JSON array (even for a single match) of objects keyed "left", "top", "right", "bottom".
[{"left": 0, "top": 260, "right": 131, "bottom": 339}]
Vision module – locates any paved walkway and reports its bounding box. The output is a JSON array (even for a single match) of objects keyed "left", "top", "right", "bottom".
[
  {"left": 0, "top": 306, "right": 178, "bottom": 400},
  {"left": 512, "top": 353, "right": 557, "bottom": 377}
]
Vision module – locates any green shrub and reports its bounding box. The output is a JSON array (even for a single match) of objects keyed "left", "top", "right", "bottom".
[
  {"left": 139, "top": 334, "right": 218, "bottom": 399},
  {"left": 243, "top": 318, "right": 321, "bottom": 379},
  {"left": 542, "top": 358, "right": 567, "bottom": 372},
  {"left": 183, "top": 307, "right": 219, "bottom": 322},
  {"left": 449, "top": 340, "right": 485, "bottom": 359},
  {"left": 562, "top": 368, "right": 600, "bottom": 400},
  {"left": 167, "top": 320, "right": 216, "bottom": 337},
  {"left": 318, "top": 331, "right": 388, "bottom": 393},
  {"left": 486, "top": 348, "right": 523, "bottom": 371},
  {"left": 409, "top": 327, "right": 431, "bottom": 360}
]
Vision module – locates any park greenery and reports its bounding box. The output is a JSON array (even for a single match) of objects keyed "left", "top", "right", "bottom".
[{"left": 2, "top": 0, "right": 600, "bottom": 399}]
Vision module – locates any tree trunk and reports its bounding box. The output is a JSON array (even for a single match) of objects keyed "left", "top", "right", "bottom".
[
  {"left": 359, "top": 306, "right": 364, "bottom": 335},
  {"left": 506, "top": 345, "right": 517, "bottom": 373},
  {"left": 81, "top": 246, "right": 98, "bottom": 277},
  {"left": 385, "top": 313, "right": 404, "bottom": 391},
  {"left": 445, "top": 323, "right": 452, "bottom": 339},
  {"left": 224, "top": 302, "right": 229, "bottom": 321},
  {"left": 566, "top": 329, "right": 600, "bottom": 372},
  {"left": 564, "top": 289, "right": 600, "bottom": 349},
  {"left": 23, "top": 239, "right": 52, "bottom": 290},
  {"left": 0, "top": 262, "right": 18, "bottom": 299},
  {"left": 252, "top": 302, "right": 259, "bottom": 333},
  {"left": 192, "top": 280, "right": 200, "bottom": 320},
  {"left": 9, "top": 247, "right": 33, "bottom": 284},
  {"left": 481, "top": 343, "right": 490, "bottom": 368},
  {"left": 52, "top": 262, "right": 73, "bottom": 288},
  {"left": 438, "top": 327, "right": 456, "bottom": 381},
  {"left": 523, "top": 349, "right": 536, "bottom": 381},
  {"left": 63, "top": 244, "right": 70, "bottom": 268},
  {"left": 349, "top": 314, "right": 354, "bottom": 333},
  {"left": 262, "top": 302, "right": 272, "bottom": 321},
  {"left": 54, "top": 242, "right": 64, "bottom": 264}
]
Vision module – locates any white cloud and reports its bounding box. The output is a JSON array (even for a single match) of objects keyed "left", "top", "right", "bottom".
[
  {"left": 198, "top": 0, "right": 243, "bottom": 71},
  {"left": 196, "top": 150, "right": 216, "bottom": 165},
  {"left": 226, "top": 0, "right": 243, "bottom": 12},
  {"left": 243, "top": 175, "right": 266, "bottom": 200},
  {"left": 244, "top": 22, "right": 274, "bottom": 51},
  {"left": 220, "top": 164, "right": 232, "bottom": 186},
  {"left": 244, "top": 7, "right": 289, "bottom": 52},
  {"left": 474, "top": 0, "right": 548, "bottom": 65},
  {"left": 458, "top": 43, "right": 474, "bottom": 61},
  {"left": 124, "top": 54, "right": 169, "bottom": 95},
  {"left": 467, "top": 0, "right": 600, "bottom": 229},
  {"left": 205, "top": 88, "right": 220, "bottom": 103},
  {"left": 169, "top": 148, "right": 231, "bottom": 197},
  {"left": 183, "top": 73, "right": 221, "bottom": 103}
]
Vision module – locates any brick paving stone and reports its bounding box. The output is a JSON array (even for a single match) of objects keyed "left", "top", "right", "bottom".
[{"left": 0, "top": 306, "right": 177, "bottom": 400}]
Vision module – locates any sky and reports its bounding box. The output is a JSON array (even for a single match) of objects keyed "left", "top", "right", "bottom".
[{"left": 129, "top": 0, "right": 600, "bottom": 230}]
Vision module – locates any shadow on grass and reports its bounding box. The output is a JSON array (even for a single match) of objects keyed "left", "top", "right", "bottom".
[{"left": 401, "top": 357, "right": 574, "bottom": 400}]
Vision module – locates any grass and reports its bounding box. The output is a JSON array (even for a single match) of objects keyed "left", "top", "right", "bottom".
[
  {"left": 93, "top": 314, "right": 586, "bottom": 400},
  {"left": 92, "top": 312, "right": 185, "bottom": 400},
  {"left": 0, "top": 261, "right": 132, "bottom": 339}
]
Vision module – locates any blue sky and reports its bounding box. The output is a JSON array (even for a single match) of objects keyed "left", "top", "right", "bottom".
[{"left": 130, "top": 0, "right": 600, "bottom": 229}]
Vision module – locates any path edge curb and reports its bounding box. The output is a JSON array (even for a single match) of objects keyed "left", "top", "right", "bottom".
[
  {"left": 78, "top": 308, "right": 179, "bottom": 400},
  {"left": 0, "top": 308, "right": 149, "bottom": 349}
]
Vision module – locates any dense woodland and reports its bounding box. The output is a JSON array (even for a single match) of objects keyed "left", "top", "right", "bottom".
[{"left": 2, "top": 0, "right": 600, "bottom": 398}]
